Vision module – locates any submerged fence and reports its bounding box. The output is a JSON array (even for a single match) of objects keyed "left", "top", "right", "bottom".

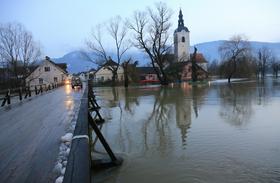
[
  {"left": 0, "top": 83, "right": 63, "bottom": 107},
  {"left": 63, "top": 81, "right": 122, "bottom": 183}
]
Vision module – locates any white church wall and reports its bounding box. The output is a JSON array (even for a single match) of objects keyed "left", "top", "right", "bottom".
[{"left": 176, "top": 30, "right": 190, "bottom": 61}]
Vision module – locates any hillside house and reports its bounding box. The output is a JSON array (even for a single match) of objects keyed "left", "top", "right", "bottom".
[
  {"left": 94, "top": 58, "right": 124, "bottom": 82},
  {"left": 25, "top": 56, "right": 68, "bottom": 87}
]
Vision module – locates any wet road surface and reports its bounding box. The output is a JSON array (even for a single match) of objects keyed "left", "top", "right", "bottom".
[{"left": 0, "top": 85, "right": 83, "bottom": 183}]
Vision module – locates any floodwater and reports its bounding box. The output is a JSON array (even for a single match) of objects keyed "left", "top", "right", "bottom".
[{"left": 92, "top": 79, "right": 280, "bottom": 183}]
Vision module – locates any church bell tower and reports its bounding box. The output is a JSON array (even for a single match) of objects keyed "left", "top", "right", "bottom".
[{"left": 174, "top": 9, "right": 190, "bottom": 62}]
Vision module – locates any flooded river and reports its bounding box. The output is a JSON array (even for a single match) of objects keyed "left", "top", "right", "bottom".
[{"left": 92, "top": 79, "right": 280, "bottom": 183}]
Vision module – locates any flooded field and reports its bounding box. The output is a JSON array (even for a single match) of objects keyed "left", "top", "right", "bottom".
[{"left": 92, "top": 79, "right": 280, "bottom": 183}]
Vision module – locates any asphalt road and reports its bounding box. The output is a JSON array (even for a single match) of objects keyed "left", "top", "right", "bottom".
[{"left": 0, "top": 85, "right": 83, "bottom": 183}]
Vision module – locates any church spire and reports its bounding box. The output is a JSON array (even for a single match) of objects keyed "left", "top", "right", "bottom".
[{"left": 178, "top": 9, "right": 184, "bottom": 27}]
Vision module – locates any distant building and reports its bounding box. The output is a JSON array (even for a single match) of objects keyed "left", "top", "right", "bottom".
[
  {"left": 174, "top": 9, "right": 191, "bottom": 61},
  {"left": 94, "top": 58, "right": 124, "bottom": 82},
  {"left": 172, "top": 9, "right": 208, "bottom": 80},
  {"left": 78, "top": 72, "right": 88, "bottom": 81},
  {"left": 180, "top": 61, "right": 208, "bottom": 81},
  {"left": 25, "top": 56, "right": 68, "bottom": 87},
  {"left": 136, "top": 67, "right": 160, "bottom": 84}
]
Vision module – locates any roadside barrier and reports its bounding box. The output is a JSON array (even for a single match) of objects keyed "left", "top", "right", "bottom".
[
  {"left": 0, "top": 83, "right": 62, "bottom": 107},
  {"left": 63, "top": 81, "right": 122, "bottom": 183}
]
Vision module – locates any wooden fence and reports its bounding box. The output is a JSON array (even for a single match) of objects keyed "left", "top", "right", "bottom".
[{"left": 0, "top": 83, "right": 63, "bottom": 107}]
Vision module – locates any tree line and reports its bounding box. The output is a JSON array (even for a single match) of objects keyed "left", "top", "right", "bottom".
[
  {"left": 0, "top": 23, "right": 41, "bottom": 89},
  {"left": 209, "top": 35, "right": 280, "bottom": 82}
]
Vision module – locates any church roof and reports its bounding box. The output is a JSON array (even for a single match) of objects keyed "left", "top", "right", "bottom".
[
  {"left": 190, "top": 53, "right": 208, "bottom": 63},
  {"left": 174, "top": 9, "right": 189, "bottom": 33}
]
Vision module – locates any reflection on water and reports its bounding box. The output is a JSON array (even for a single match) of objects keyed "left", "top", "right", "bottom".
[{"left": 92, "top": 79, "right": 280, "bottom": 183}]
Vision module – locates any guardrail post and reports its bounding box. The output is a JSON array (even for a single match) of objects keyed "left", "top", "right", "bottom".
[
  {"left": 28, "top": 86, "right": 31, "bottom": 97},
  {"left": 88, "top": 113, "right": 117, "bottom": 162},
  {"left": 1, "top": 90, "right": 8, "bottom": 107},
  {"left": 87, "top": 80, "right": 122, "bottom": 168},
  {"left": 35, "top": 86, "right": 38, "bottom": 95},
  {"left": 7, "top": 89, "right": 11, "bottom": 105},
  {"left": 19, "top": 87, "right": 22, "bottom": 101},
  {"left": 39, "top": 85, "right": 43, "bottom": 94},
  {"left": 24, "top": 87, "right": 28, "bottom": 98}
]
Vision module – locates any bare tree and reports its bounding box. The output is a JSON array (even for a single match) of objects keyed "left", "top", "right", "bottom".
[
  {"left": 271, "top": 56, "right": 279, "bottom": 78},
  {"left": 219, "top": 35, "right": 251, "bottom": 83},
  {"left": 122, "top": 59, "right": 138, "bottom": 87},
  {"left": 0, "top": 23, "right": 21, "bottom": 82},
  {"left": 86, "top": 16, "right": 130, "bottom": 86},
  {"left": 257, "top": 47, "right": 272, "bottom": 79},
  {"left": 128, "top": 2, "right": 173, "bottom": 85},
  {"left": 0, "top": 23, "right": 41, "bottom": 87},
  {"left": 21, "top": 31, "right": 41, "bottom": 75}
]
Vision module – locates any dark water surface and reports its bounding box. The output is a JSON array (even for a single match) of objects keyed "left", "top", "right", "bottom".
[{"left": 92, "top": 79, "right": 280, "bottom": 183}]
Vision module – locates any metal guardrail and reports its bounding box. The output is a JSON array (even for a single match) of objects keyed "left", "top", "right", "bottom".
[
  {"left": 63, "top": 84, "right": 91, "bottom": 183},
  {"left": 63, "top": 81, "right": 122, "bottom": 183}
]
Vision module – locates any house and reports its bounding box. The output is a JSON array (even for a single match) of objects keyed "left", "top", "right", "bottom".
[
  {"left": 94, "top": 58, "right": 124, "bottom": 82},
  {"left": 136, "top": 67, "right": 160, "bottom": 84},
  {"left": 78, "top": 72, "right": 88, "bottom": 81},
  {"left": 88, "top": 68, "right": 96, "bottom": 79},
  {"left": 25, "top": 56, "right": 68, "bottom": 87}
]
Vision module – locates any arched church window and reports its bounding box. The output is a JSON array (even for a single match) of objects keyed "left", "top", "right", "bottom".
[{"left": 182, "top": 36, "right": 185, "bottom": 42}]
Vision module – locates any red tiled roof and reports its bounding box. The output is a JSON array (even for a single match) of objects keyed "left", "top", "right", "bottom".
[{"left": 190, "top": 53, "right": 208, "bottom": 63}]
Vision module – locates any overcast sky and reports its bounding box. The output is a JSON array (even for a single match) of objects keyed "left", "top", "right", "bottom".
[{"left": 1, "top": 0, "right": 280, "bottom": 57}]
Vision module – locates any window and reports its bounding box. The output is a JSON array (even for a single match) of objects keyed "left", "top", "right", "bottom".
[
  {"left": 54, "top": 77, "right": 58, "bottom": 82},
  {"left": 182, "top": 36, "right": 185, "bottom": 42},
  {"left": 39, "top": 78, "right": 43, "bottom": 84},
  {"left": 44, "top": 67, "right": 50, "bottom": 72}
]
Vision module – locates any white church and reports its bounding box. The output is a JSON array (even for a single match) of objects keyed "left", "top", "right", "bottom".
[
  {"left": 174, "top": 9, "right": 191, "bottom": 62},
  {"left": 171, "top": 9, "right": 208, "bottom": 81}
]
